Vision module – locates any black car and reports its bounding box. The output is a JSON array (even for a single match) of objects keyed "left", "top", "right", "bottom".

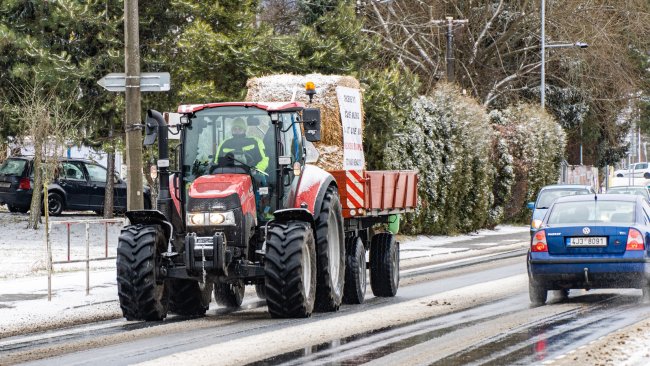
[{"left": 0, "top": 156, "right": 151, "bottom": 215}]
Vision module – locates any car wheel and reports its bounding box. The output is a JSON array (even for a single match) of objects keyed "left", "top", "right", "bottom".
[
  {"left": 529, "top": 278, "right": 547, "bottom": 305},
  {"left": 47, "top": 193, "right": 64, "bottom": 216}
]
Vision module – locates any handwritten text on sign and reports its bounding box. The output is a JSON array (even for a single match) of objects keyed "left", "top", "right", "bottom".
[{"left": 336, "top": 87, "right": 365, "bottom": 170}]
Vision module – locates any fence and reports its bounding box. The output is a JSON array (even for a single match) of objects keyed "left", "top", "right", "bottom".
[{"left": 45, "top": 218, "right": 124, "bottom": 300}]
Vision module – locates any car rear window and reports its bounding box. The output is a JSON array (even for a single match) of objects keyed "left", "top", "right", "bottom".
[
  {"left": 547, "top": 201, "right": 636, "bottom": 225},
  {"left": 0, "top": 159, "right": 27, "bottom": 176},
  {"left": 607, "top": 187, "right": 649, "bottom": 198},
  {"left": 536, "top": 188, "right": 590, "bottom": 208}
]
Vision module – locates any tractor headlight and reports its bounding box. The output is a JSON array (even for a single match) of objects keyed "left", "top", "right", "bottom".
[
  {"left": 189, "top": 213, "right": 205, "bottom": 225},
  {"left": 187, "top": 211, "right": 236, "bottom": 226},
  {"left": 211, "top": 211, "right": 236, "bottom": 225}
]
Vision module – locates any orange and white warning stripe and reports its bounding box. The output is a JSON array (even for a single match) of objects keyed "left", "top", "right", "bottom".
[{"left": 345, "top": 170, "right": 364, "bottom": 209}]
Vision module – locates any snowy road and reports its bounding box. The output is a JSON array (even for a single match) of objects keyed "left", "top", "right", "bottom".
[{"left": 3, "top": 210, "right": 650, "bottom": 365}]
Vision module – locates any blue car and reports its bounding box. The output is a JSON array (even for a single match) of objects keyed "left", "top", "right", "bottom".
[
  {"left": 528, "top": 184, "right": 595, "bottom": 237},
  {"left": 527, "top": 194, "right": 650, "bottom": 305}
]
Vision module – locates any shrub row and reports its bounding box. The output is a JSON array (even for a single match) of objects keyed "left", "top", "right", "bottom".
[{"left": 380, "top": 83, "right": 565, "bottom": 235}]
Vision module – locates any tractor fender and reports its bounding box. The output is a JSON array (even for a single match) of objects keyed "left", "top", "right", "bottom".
[
  {"left": 272, "top": 208, "right": 315, "bottom": 228},
  {"left": 293, "top": 165, "right": 337, "bottom": 218},
  {"left": 125, "top": 210, "right": 173, "bottom": 243}
]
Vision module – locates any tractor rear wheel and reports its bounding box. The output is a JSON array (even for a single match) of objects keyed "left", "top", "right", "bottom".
[
  {"left": 168, "top": 279, "right": 212, "bottom": 316},
  {"left": 116, "top": 224, "right": 169, "bottom": 321},
  {"left": 214, "top": 280, "right": 245, "bottom": 308},
  {"left": 264, "top": 221, "right": 316, "bottom": 318},
  {"left": 369, "top": 233, "right": 399, "bottom": 297},
  {"left": 343, "top": 236, "right": 366, "bottom": 304},
  {"left": 314, "top": 186, "right": 345, "bottom": 312}
]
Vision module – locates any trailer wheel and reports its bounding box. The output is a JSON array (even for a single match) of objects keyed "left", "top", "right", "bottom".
[
  {"left": 168, "top": 279, "right": 212, "bottom": 316},
  {"left": 369, "top": 233, "right": 399, "bottom": 297},
  {"left": 116, "top": 224, "right": 169, "bottom": 321},
  {"left": 255, "top": 283, "right": 267, "bottom": 300},
  {"left": 264, "top": 221, "right": 316, "bottom": 318},
  {"left": 342, "top": 236, "right": 366, "bottom": 304},
  {"left": 314, "top": 186, "right": 345, "bottom": 312},
  {"left": 214, "top": 280, "right": 245, "bottom": 308}
]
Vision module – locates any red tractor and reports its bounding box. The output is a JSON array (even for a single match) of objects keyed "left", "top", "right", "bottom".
[{"left": 117, "top": 87, "right": 417, "bottom": 319}]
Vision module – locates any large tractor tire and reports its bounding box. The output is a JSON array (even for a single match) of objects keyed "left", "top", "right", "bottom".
[
  {"left": 214, "top": 280, "right": 245, "bottom": 308},
  {"left": 264, "top": 221, "right": 316, "bottom": 318},
  {"left": 116, "top": 224, "right": 169, "bottom": 321},
  {"left": 369, "top": 233, "right": 399, "bottom": 297},
  {"left": 343, "top": 236, "right": 366, "bottom": 304},
  {"left": 314, "top": 186, "right": 345, "bottom": 312},
  {"left": 168, "top": 279, "right": 212, "bottom": 316}
]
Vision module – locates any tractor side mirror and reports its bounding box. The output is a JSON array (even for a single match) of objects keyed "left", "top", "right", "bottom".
[
  {"left": 143, "top": 115, "right": 159, "bottom": 146},
  {"left": 303, "top": 108, "right": 321, "bottom": 142}
]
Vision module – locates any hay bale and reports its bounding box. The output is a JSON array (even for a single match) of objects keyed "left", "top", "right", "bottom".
[{"left": 246, "top": 74, "right": 363, "bottom": 171}]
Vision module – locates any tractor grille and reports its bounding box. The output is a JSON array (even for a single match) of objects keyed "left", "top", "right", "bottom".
[{"left": 187, "top": 193, "right": 240, "bottom": 212}]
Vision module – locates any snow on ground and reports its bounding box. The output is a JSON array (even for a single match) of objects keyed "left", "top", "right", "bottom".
[{"left": 1, "top": 209, "right": 649, "bottom": 364}]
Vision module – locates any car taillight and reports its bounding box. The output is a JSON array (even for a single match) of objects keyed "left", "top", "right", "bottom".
[
  {"left": 626, "top": 228, "right": 645, "bottom": 251},
  {"left": 18, "top": 178, "right": 30, "bottom": 190},
  {"left": 531, "top": 230, "right": 548, "bottom": 252}
]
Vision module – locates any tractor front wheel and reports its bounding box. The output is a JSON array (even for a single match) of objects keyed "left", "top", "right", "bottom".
[
  {"left": 264, "top": 221, "right": 316, "bottom": 318},
  {"left": 116, "top": 224, "right": 169, "bottom": 321}
]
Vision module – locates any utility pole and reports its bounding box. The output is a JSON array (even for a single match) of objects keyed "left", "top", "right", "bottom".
[
  {"left": 124, "top": 0, "right": 144, "bottom": 210},
  {"left": 541, "top": 0, "right": 546, "bottom": 107},
  {"left": 432, "top": 17, "right": 468, "bottom": 83}
]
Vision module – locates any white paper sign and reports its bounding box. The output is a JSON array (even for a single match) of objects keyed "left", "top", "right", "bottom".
[{"left": 336, "top": 86, "right": 365, "bottom": 170}]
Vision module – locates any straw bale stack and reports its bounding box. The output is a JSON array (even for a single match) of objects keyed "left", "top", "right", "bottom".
[{"left": 246, "top": 74, "right": 363, "bottom": 171}]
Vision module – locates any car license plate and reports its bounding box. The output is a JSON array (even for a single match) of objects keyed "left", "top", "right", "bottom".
[
  {"left": 0, "top": 182, "right": 10, "bottom": 188},
  {"left": 568, "top": 237, "right": 607, "bottom": 247}
]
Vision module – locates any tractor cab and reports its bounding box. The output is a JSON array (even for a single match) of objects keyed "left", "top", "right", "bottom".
[{"left": 178, "top": 103, "right": 318, "bottom": 227}]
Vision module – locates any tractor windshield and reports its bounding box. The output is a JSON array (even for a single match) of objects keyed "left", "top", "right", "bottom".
[{"left": 183, "top": 107, "right": 273, "bottom": 181}]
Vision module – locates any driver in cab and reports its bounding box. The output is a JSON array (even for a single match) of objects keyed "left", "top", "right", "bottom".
[{"left": 216, "top": 117, "right": 269, "bottom": 172}]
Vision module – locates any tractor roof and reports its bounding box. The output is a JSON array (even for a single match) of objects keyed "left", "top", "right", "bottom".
[{"left": 177, "top": 101, "right": 305, "bottom": 114}]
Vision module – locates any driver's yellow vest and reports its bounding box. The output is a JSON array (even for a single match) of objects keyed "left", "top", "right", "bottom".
[{"left": 216, "top": 136, "right": 269, "bottom": 172}]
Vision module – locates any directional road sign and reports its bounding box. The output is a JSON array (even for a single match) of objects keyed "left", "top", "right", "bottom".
[{"left": 98, "top": 72, "right": 170, "bottom": 92}]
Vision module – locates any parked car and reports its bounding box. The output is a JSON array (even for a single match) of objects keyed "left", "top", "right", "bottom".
[
  {"left": 614, "top": 162, "right": 650, "bottom": 178},
  {"left": 527, "top": 184, "right": 596, "bottom": 237},
  {"left": 605, "top": 186, "right": 650, "bottom": 202},
  {"left": 527, "top": 194, "right": 650, "bottom": 305},
  {"left": 0, "top": 156, "right": 151, "bottom": 215}
]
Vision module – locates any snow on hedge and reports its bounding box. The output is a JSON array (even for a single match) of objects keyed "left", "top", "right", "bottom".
[
  {"left": 490, "top": 104, "right": 566, "bottom": 223},
  {"left": 383, "top": 84, "right": 564, "bottom": 234}
]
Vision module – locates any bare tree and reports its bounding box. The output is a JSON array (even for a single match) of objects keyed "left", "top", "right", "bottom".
[
  {"left": 13, "top": 81, "right": 82, "bottom": 229},
  {"left": 361, "top": 0, "right": 650, "bottom": 164}
]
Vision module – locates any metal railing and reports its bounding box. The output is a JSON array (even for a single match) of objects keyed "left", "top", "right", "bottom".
[{"left": 45, "top": 218, "right": 124, "bottom": 300}]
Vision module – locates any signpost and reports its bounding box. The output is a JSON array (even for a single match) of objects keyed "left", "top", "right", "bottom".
[
  {"left": 98, "top": 69, "right": 170, "bottom": 210},
  {"left": 98, "top": 72, "right": 170, "bottom": 92}
]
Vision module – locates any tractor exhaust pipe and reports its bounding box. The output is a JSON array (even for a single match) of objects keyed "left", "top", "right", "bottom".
[{"left": 146, "top": 109, "right": 172, "bottom": 222}]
